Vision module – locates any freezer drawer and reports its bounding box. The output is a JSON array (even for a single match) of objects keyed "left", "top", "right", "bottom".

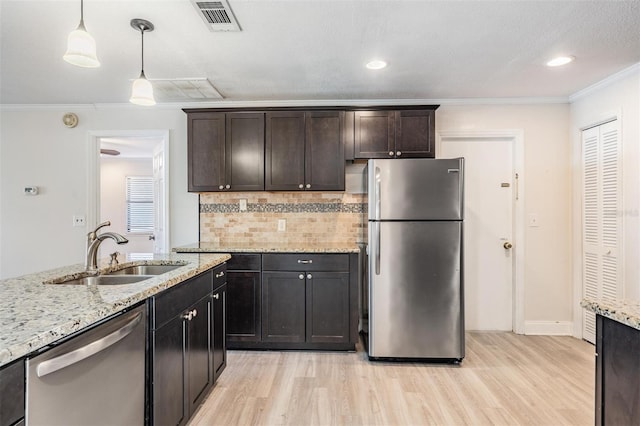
[{"left": 368, "top": 221, "right": 464, "bottom": 359}]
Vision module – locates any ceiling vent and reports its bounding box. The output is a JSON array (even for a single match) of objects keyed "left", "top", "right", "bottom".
[
  {"left": 191, "top": 1, "right": 241, "bottom": 32},
  {"left": 149, "top": 78, "right": 224, "bottom": 101}
]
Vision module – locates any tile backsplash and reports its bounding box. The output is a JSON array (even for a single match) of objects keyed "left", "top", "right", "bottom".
[{"left": 199, "top": 192, "right": 367, "bottom": 245}]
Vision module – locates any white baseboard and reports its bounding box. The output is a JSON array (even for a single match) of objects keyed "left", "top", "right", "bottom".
[{"left": 524, "top": 321, "right": 574, "bottom": 335}]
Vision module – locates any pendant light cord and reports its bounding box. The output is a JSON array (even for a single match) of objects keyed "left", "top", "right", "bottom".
[{"left": 141, "top": 29, "right": 145, "bottom": 75}]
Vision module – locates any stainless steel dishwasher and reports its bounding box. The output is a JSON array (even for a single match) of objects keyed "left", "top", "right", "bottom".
[{"left": 26, "top": 304, "right": 146, "bottom": 425}]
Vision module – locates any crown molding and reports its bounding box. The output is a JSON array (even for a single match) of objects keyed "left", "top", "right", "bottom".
[
  {"left": 569, "top": 62, "right": 640, "bottom": 103},
  {"left": 0, "top": 96, "right": 570, "bottom": 111}
]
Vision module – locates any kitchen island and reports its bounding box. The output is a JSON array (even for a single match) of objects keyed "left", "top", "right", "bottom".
[
  {"left": 582, "top": 298, "right": 640, "bottom": 425},
  {"left": 0, "top": 252, "right": 230, "bottom": 367},
  {"left": 174, "top": 242, "right": 362, "bottom": 351}
]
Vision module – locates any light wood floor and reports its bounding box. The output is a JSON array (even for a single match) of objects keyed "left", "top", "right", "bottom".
[{"left": 189, "top": 332, "right": 595, "bottom": 426}]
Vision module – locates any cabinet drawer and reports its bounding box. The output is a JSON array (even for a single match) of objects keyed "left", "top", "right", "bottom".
[
  {"left": 262, "top": 254, "right": 349, "bottom": 272},
  {"left": 153, "top": 270, "right": 212, "bottom": 329},
  {"left": 213, "top": 264, "right": 227, "bottom": 290},
  {"left": 227, "top": 254, "right": 261, "bottom": 271}
]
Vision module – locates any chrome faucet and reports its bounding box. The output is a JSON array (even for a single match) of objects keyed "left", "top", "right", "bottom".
[{"left": 85, "top": 221, "right": 128, "bottom": 272}]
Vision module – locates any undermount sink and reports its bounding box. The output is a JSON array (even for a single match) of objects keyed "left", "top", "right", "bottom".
[
  {"left": 106, "top": 264, "right": 182, "bottom": 276},
  {"left": 44, "top": 275, "right": 152, "bottom": 286}
]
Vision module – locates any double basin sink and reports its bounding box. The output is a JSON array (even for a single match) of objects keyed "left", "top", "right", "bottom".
[{"left": 43, "top": 264, "right": 184, "bottom": 286}]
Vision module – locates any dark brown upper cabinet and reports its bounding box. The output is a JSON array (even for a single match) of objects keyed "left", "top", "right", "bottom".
[
  {"left": 187, "top": 112, "right": 264, "bottom": 192},
  {"left": 354, "top": 109, "right": 435, "bottom": 159},
  {"left": 266, "top": 111, "right": 345, "bottom": 191}
]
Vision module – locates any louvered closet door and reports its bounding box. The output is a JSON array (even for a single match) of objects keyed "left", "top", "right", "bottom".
[{"left": 582, "top": 120, "right": 621, "bottom": 344}]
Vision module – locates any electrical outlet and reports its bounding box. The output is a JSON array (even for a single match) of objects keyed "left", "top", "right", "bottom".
[
  {"left": 72, "top": 215, "right": 86, "bottom": 227},
  {"left": 239, "top": 198, "right": 247, "bottom": 212},
  {"left": 277, "top": 219, "right": 286, "bottom": 232}
]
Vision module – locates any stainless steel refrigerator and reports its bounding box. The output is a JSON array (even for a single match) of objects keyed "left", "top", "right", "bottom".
[{"left": 365, "top": 158, "right": 464, "bottom": 361}]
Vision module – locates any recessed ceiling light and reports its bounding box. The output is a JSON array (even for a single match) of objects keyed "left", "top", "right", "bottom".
[
  {"left": 366, "top": 60, "right": 387, "bottom": 70},
  {"left": 546, "top": 56, "right": 575, "bottom": 67}
]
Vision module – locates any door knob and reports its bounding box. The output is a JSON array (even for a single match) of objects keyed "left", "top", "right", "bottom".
[{"left": 503, "top": 242, "right": 513, "bottom": 249}]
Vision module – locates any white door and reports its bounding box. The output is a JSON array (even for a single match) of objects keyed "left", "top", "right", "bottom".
[
  {"left": 152, "top": 143, "right": 166, "bottom": 253},
  {"left": 582, "top": 120, "right": 621, "bottom": 343},
  {"left": 440, "top": 138, "right": 514, "bottom": 331}
]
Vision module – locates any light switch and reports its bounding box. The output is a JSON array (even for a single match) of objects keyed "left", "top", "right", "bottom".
[
  {"left": 239, "top": 199, "right": 247, "bottom": 212},
  {"left": 277, "top": 219, "right": 286, "bottom": 232}
]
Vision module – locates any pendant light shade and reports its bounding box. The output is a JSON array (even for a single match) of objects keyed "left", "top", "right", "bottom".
[
  {"left": 63, "top": 0, "right": 100, "bottom": 68},
  {"left": 129, "top": 19, "right": 156, "bottom": 106},
  {"left": 130, "top": 72, "right": 156, "bottom": 106}
]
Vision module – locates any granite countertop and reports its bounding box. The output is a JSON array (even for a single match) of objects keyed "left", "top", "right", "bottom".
[
  {"left": 581, "top": 298, "right": 640, "bottom": 331},
  {"left": 0, "top": 252, "right": 230, "bottom": 368},
  {"left": 173, "top": 242, "right": 362, "bottom": 254}
]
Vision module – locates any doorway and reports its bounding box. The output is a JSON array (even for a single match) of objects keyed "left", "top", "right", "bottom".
[
  {"left": 438, "top": 130, "right": 524, "bottom": 333},
  {"left": 88, "top": 130, "right": 170, "bottom": 257}
]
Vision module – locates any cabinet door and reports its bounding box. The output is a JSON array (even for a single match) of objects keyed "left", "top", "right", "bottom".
[
  {"left": 226, "top": 113, "right": 265, "bottom": 191},
  {"left": 227, "top": 271, "right": 262, "bottom": 343},
  {"left": 265, "top": 112, "right": 305, "bottom": 190},
  {"left": 305, "top": 111, "right": 345, "bottom": 191},
  {"left": 306, "top": 272, "right": 350, "bottom": 343},
  {"left": 354, "top": 111, "right": 395, "bottom": 159},
  {"left": 188, "top": 112, "right": 225, "bottom": 192},
  {"left": 0, "top": 359, "right": 24, "bottom": 426},
  {"left": 187, "top": 297, "right": 213, "bottom": 416},
  {"left": 395, "top": 109, "right": 435, "bottom": 158},
  {"left": 211, "top": 284, "right": 227, "bottom": 381},
  {"left": 153, "top": 317, "right": 187, "bottom": 426},
  {"left": 262, "top": 271, "right": 306, "bottom": 342}
]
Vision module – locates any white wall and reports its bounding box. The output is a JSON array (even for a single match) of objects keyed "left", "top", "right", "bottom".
[
  {"left": 0, "top": 106, "right": 199, "bottom": 278},
  {"left": 570, "top": 66, "right": 640, "bottom": 328},
  {"left": 437, "top": 104, "right": 572, "bottom": 330},
  {"left": 100, "top": 156, "right": 154, "bottom": 256},
  {"left": 0, "top": 102, "right": 576, "bottom": 331}
]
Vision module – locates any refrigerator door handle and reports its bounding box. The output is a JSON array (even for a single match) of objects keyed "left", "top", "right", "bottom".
[
  {"left": 375, "top": 166, "right": 381, "bottom": 221},
  {"left": 375, "top": 221, "right": 381, "bottom": 275}
]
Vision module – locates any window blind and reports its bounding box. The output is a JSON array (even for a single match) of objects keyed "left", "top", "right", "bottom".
[{"left": 126, "top": 176, "right": 154, "bottom": 234}]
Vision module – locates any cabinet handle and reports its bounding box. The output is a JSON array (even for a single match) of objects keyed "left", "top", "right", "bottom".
[
  {"left": 396, "top": 151, "right": 402, "bottom": 156},
  {"left": 388, "top": 151, "right": 394, "bottom": 156},
  {"left": 298, "top": 184, "right": 304, "bottom": 189},
  {"left": 307, "top": 274, "right": 312, "bottom": 279},
  {"left": 215, "top": 271, "right": 225, "bottom": 278},
  {"left": 192, "top": 309, "right": 197, "bottom": 318},
  {"left": 306, "top": 183, "right": 311, "bottom": 189},
  {"left": 182, "top": 312, "right": 193, "bottom": 321},
  {"left": 297, "top": 259, "right": 313, "bottom": 264},
  {"left": 225, "top": 184, "right": 230, "bottom": 189},
  {"left": 212, "top": 293, "right": 219, "bottom": 300},
  {"left": 218, "top": 185, "right": 224, "bottom": 190},
  {"left": 298, "top": 274, "right": 304, "bottom": 280}
]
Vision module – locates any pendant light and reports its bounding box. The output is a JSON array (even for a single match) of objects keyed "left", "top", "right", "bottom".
[
  {"left": 63, "top": 0, "right": 100, "bottom": 68},
  {"left": 129, "top": 19, "right": 156, "bottom": 106}
]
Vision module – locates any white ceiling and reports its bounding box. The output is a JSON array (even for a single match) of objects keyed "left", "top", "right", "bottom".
[{"left": 1, "top": 0, "right": 639, "bottom": 105}]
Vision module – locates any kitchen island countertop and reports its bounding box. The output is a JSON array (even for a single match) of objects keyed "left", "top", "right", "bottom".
[
  {"left": 0, "top": 252, "right": 230, "bottom": 367},
  {"left": 173, "top": 241, "right": 362, "bottom": 254},
  {"left": 581, "top": 297, "right": 640, "bottom": 331}
]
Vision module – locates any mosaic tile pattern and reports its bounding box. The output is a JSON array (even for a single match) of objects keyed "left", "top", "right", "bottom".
[{"left": 199, "top": 192, "right": 368, "bottom": 246}]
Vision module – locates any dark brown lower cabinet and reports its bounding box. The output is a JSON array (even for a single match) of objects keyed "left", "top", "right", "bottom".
[
  {"left": 151, "top": 266, "right": 227, "bottom": 426},
  {"left": 262, "top": 271, "right": 307, "bottom": 343},
  {"left": 307, "top": 272, "right": 350, "bottom": 343},
  {"left": 595, "top": 315, "right": 640, "bottom": 426},
  {"left": 216, "top": 252, "right": 358, "bottom": 351},
  {"left": 0, "top": 358, "right": 24, "bottom": 426},
  {"left": 262, "top": 269, "right": 350, "bottom": 346}
]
